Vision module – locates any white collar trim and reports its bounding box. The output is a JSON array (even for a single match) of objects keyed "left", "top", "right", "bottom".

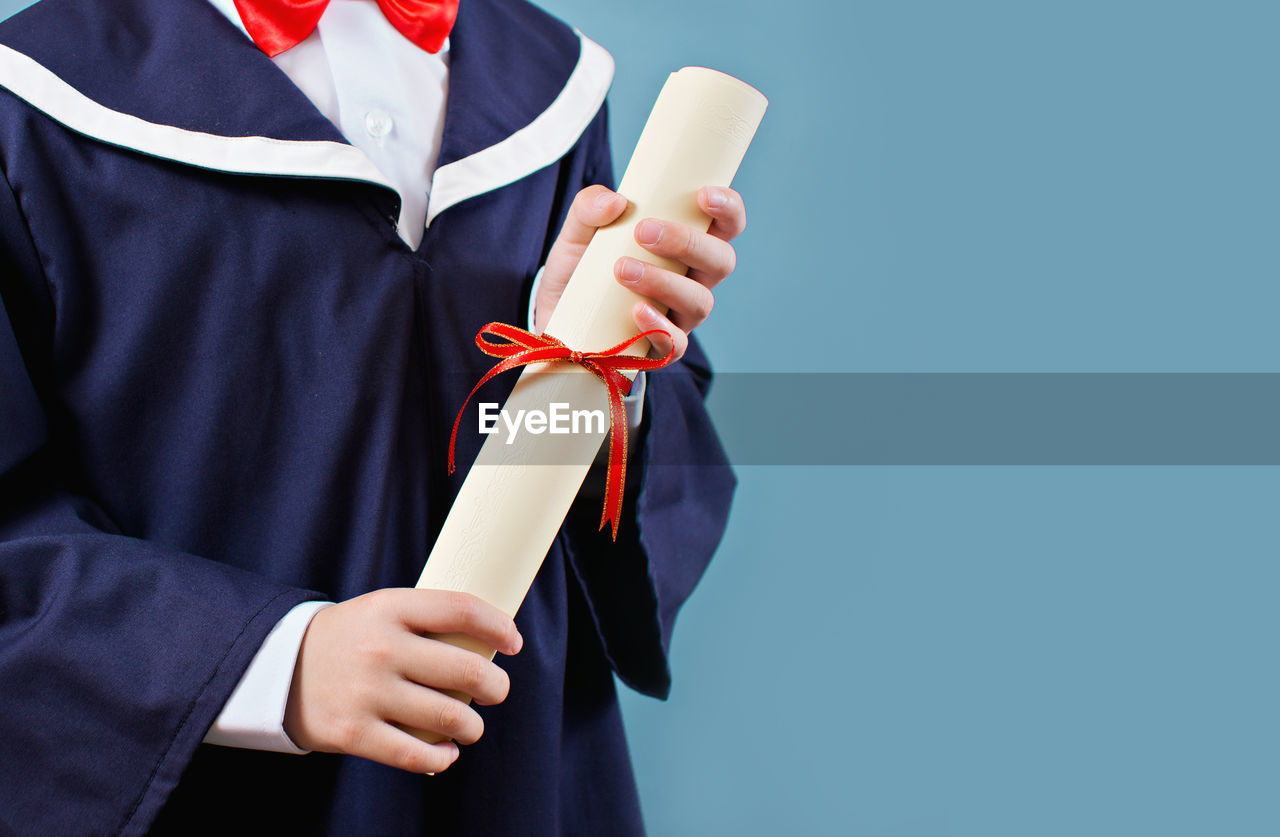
[
  {"left": 425, "top": 32, "right": 613, "bottom": 227},
  {"left": 0, "top": 30, "right": 612, "bottom": 244}
]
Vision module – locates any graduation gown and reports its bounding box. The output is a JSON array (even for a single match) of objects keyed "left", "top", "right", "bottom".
[{"left": 0, "top": 0, "right": 735, "bottom": 833}]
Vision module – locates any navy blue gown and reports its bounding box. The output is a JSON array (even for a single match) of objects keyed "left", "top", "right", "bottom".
[{"left": 0, "top": 0, "right": 735, "bottom": 833}]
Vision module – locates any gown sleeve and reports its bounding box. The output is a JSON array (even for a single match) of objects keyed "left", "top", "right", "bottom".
[
  {"left": 0, "top": 172, "right": 322, "bottom": 835},
  {"left": 556, "top": 102, "right": 738, "bottom": 700}
]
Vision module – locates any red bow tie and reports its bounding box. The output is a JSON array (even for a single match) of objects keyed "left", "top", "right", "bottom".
[{"left": 234, "top": 0, "right": 460, "bottom": 57}]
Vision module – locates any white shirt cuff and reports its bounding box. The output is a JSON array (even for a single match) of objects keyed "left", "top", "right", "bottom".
[
  {"left": 624, "top": 363, "right": 646, "bottom": 436},
  {"left": 204, "top": 600, "right": 333, "bottom": 754},
  {"left": 528, "top": 264, "right": 543, "bottom": 332}
]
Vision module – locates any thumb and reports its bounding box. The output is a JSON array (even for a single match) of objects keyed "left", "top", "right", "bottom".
[{"left": 536, "top": 185, "right": 628, "bottom": 330}]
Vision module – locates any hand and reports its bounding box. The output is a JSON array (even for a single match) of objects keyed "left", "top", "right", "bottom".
[
  {"left": 283, "top": 589, "right": 522, "bottom": 774},
  {"left": 534, "top": 184, "right": 748, "bottom": 361}
]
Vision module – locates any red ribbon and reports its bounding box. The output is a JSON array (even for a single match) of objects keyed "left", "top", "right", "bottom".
[{"left": 448, "top": 322, "right": 675, "bottom": 540}]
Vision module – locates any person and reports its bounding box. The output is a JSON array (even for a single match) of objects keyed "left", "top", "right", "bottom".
[{"left": 0, "top": 0, "right": 744, "bottom": 833}]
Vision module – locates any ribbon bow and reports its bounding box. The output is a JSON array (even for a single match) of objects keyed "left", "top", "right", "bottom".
[
  {"left": 448, "top": 322, "right": 675, "bottom": 540},
  {"left": 234, "top": 0, "right": 459, "bottom": 57}
]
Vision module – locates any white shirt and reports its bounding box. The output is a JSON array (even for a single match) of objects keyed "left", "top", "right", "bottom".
[
  {"left": 210, "top": 0, "right": 447, "bottom": 250},
  {"left": 202, "top": 0, "right": 644, "bottom": 754}
]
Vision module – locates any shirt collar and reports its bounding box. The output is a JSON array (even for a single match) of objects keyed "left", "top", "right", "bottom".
[
  {"left": 204, "top": 0, "right": 452, "bottom": 55},
  {"left": 0, "top": 0, "right": 612, "bottom": 232}
]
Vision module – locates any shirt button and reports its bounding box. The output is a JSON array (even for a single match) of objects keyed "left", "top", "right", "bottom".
[{"left": 365, "top": 109, "right": 393, "bottom": 141}]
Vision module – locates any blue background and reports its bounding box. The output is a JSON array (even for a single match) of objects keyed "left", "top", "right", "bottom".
[
  {"left": 537, "top": 2, "right": 1279, "bottom": 835},
  {"left": 4, "top": 1, "right": 1277, "bottom": 834}
]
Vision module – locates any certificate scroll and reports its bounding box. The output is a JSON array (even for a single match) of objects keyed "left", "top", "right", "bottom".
[{"left": 410, "top": 68, "right": 767, "bottom": 740}]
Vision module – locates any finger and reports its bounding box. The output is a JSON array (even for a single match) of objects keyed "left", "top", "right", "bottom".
[
  {"left": 397, "top": 636, "right": 511, "bottom": 706},
  {"left": 549, "top": 186, "right": 629, "bottom": 260},
  {"left": 354, "top": 722, "right": 461, "bottom": 775},
  {"left": 698, "top": 186, "right": 747, "bottom": 241},
  {"left": 632, "top": 302, "right": 688, "bottom": 363},
  {"left": 387, "top": 681, "right": 487, "bottom": 746},
  {"left": 633, "top": 218, "right": 736, "bottom": 287},
  {"left": 539, "top": 188, "right": 630, "bottom": 313},
  {"left": 616, "top": 258, "right": 715, "bottom": 333},
  {"left": 394, "top": 590, "right": 523, "bottom": 656}
]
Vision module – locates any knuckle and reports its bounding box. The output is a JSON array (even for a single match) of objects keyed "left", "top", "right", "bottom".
[
  {"left": 504, "top": 624, "right": 521, "bottom": 652},
  {"left": 474, "top": 665, "right": 510, "bottom": 705},
  {"left": 446, "top": 591, "right": 477, "bottom": 625},
  {"left": 679, "top": 226, "right": 701, "bottom": 260},
  {"left": 639, "top": 265, "right": 665, "bottom": 296},
  {"left": 336, "top": 715, "right": 368, "bottom": 753},
  {"left": 397, "top": 742, "right": 440, "bottom": 774},
  {"left": 574, "top": 185, "right": 614, "bottom": 218},
  {"left": 357, "top": 636, "right": 393, "bottom": 667},
  {"left": 347, "top": 679, "right": 378, "bottom": 714},
  {"left": 355, "top": 589, "right": 389, "bottom": 619},
  {"left": 692, "top": 288, "right": 715, "bottom": 322},
  {"left": 395, "top": 745, "right": 426, "bottom": 773},
  {"left": 435, "top": 701, "right": 464, "bottom": 735},
  {"left": 455, "top": 711, "right": 485, "bottom": 746},
  {"left": 493, "top": 669, "right": 511, "bottom": 703},
  {"left": 458, "top": 655, "right": 487, "bottom": 693},
  {"left": 571, "top": 192, "right": 595, "bottom": 220}
]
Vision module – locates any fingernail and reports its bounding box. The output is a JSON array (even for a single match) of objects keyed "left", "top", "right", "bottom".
[
  {"left": 635, "top": 220, "right": 663, "bottom": 246},
  {"left": 706, "top": 187, "right": 726, "bottom": 209},
  {"left": 594, "top": 190, "right": 618, "bottom": 210},
  {"left": 618, "top": 258, "right": 643, "bottom": 284},
  {"left": 639, "top": 303, "right": 660, "bottom": 324},
  {"left": 513, "top": 631, "right": 524, "bottom": 654}
]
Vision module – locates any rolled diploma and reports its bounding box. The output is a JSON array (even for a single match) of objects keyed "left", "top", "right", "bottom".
[{"left": 410, "top": 67, "right": 767, "bottom": 740}]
